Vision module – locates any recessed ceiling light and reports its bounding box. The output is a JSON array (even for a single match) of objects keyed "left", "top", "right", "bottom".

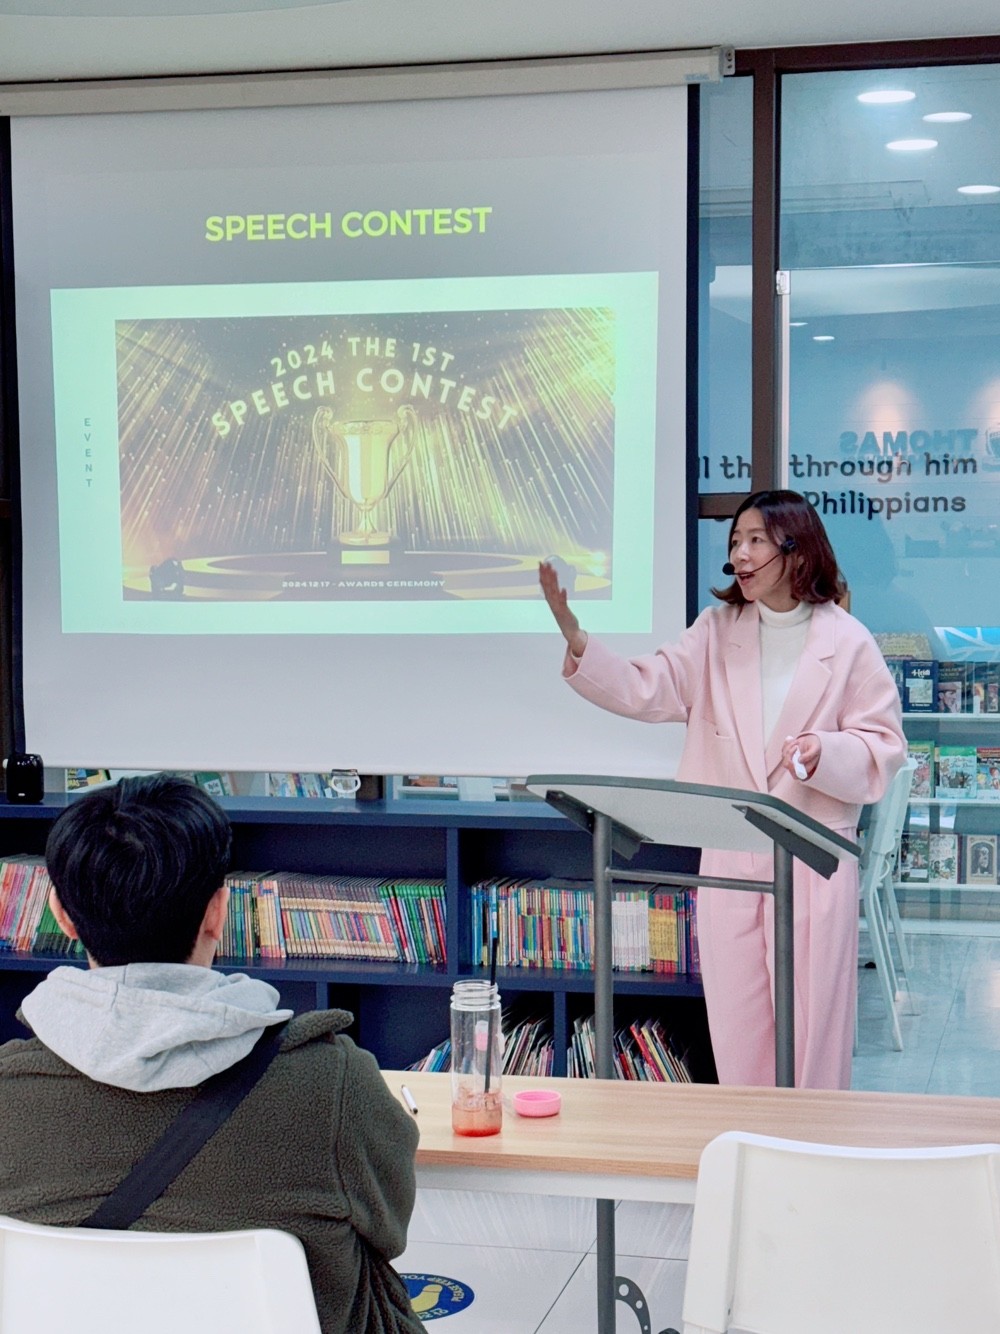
[
  {"left": 858, "top": 90, "right": 916, "bottom": 104},
  {"left": 923, "top": 111, "right": 972, "bottom": 123},
  {"left": 813, "top": 335, "right": 835, "bottom": 342},
  {"left": 789, "top": 321, "right": 808, "bottom": 327},
  {"left": 886, "top": 138, "right": 938, "bottom": 152},
  {"left": 957, "top": 184, "right": 1000, "bottom": 195}
]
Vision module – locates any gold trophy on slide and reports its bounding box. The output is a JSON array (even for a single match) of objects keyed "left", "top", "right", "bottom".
[{"left": 312, "top": 404, "right": 418, "bottom": 564}]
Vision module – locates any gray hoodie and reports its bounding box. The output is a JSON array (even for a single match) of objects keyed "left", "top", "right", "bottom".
[{"left": 20, "top": 963, "right": 293, "bottom": 1091}]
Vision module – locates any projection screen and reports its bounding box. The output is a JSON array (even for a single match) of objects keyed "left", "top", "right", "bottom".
[{"left": 8, "top": 60, "right": 694, "bottom": 776}]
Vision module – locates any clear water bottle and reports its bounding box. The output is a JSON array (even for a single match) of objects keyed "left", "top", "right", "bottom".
[{"left": 450, "top": 980, "right": 503, "bottom": 1136}]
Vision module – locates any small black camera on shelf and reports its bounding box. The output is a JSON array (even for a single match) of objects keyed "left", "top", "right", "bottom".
[{"left": 4, "top": 753, "right": 44, "bottom": 804}]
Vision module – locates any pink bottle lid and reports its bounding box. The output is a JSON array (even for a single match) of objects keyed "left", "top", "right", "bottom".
[{"left": 512, "top": 1089, "right": 562, "bottom": 1118}]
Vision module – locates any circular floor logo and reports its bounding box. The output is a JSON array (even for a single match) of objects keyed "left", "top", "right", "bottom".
[{"left": 401, "top": 1273, "right": 476, "bottom": 1321}]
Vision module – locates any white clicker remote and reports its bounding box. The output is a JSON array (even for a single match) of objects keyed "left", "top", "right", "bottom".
[{"left": 786, "top": 736, "right": 808, "bottom": 781}]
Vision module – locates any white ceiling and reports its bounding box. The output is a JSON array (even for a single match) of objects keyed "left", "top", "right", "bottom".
[{"left": 0, "top": 0, "right": 998, "bottom": 85}]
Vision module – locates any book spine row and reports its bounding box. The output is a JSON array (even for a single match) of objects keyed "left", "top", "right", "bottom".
[
  {"left": 406, "top": 1011, "right": 555, "bottom": 1077},
  {"left": 886, "top": 657, "right": 1000, "bottom": 715},
  {"left": 0, "top": 858, "right": 83, "bottom": 957},
  {"left": 219, "top": 872, "right": 447, "bottom": 964},
  {"left": 907, "top": 741, "right": 1000, "bottom": 800},
  {"left": 470, "top": 878, "right": 701, "bottom": 977},
  {"left": 899, "top": 831, "right": 1000, "bottom": 886},
  {"left": 568, "top": 1013, "right": 693, "bottom": 1082}
]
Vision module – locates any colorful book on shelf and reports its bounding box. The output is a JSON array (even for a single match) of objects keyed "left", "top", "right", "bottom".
[
  {"left": 976, "top": 747, "right": 1000, "bottom": 801},
  {"left": 1, "top": 860, "right": 38, "bottom": 950},
  {"left": 0, "top": 859, "right": 29, "bottom": 946},
  {"left": 569, "top": 1014, "right": 596, "bottom": 1078},
  {"left": 408, "top": 1011, "right": 554, "bottom": 1077},
  {"left": 964, "top": 835, "right": 997, "bottom": 886},
  {"left": 33, "top": 897, "right": 84, "bottom": 956},
  {"left": 935, "top": 745, "right": 978, "bottom": 798},
  {"left": 611, "top": 890, "right": 651, "bottom": 971},
  {"left": 649, "top": 893, "right": 680, "bottom": 975},
  {"left": 899, "top": 831, "right": 930, "bottom": 883},
  {"left": 641, "top": 1018, "right": 693, "bottom": 1084},
  {"left": 907, "top": 741, "right": 934, "bottom": 799},
  {"left": 253, "top": 874, "right": 287, "bottom": 959},
  {"left": 936, "top": 661, "right": 967, "bottom": 714},
  {"left": 214, "top": 871, "right": 446, "bottom": 964},
  {"left": 279, "top": 873, "right": 401, "bottom": 961},
  {"left": 501, "top": 1012, "right": 554, "bottom": 1077},
  {"left": 688, "top": 903, "right": 702, "bottom": 979},
  {"left": 471, "top": 877, "right": 702, "bottom": 975},
  {"left": 186, "top": 771, "right": 235, "bottom": 797},
  {"left": 65, "top": 768, "right": 112, "bottom": 791},
  {"left": 406, "top": 1039, "right": 451, "bottom": 1073},
  {"left": 987, "top": 664, "right": 1000, "bottom": 714},
  {"left": 379, "top": 879, "right": 447, "bottom": 965},
  {"left": 13, "top": 864, "right": 53, "bottom": 952},
  {"left": 902, "top": 659, "right": 937, "bottom": 713},
  {"left": 928, "top": 833, "right": 959, "bottom": 884},
  {"left": 0, "top": 857, "right": 83, "bottom": 957},
  {"left": 567, "top": 1013, "right": 693, "bottom": 1082},
  {"left": 971, "top": 663, "right": 989, "bottom": 715}
]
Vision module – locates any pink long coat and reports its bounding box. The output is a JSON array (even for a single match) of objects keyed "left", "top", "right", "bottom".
[{"left": 564, "top": 599, "right": 905, "bottom": 1089}]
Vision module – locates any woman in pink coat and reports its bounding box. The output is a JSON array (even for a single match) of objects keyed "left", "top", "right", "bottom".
[{"left": 539, "top": 490, "right": 905, "bottom": 1089}]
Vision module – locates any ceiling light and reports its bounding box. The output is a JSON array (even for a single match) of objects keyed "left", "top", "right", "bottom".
[
  {"left": 957, "top": 184, "right": 1000, "bottom": 195},
  {"left": 886, "top": 138, "right": 938, "bottom": 152},
  {"left": 858, "top": 90, "right": 916, "bottom": 105},
  {"left": 813, "top": 335, "right": 835, "bottom": 342},
  {"left": 923, "top": 111, "right": 971, "bottom": 123},
  {"left": 789, "top": 321, "right": 807, "bottom": 327}
]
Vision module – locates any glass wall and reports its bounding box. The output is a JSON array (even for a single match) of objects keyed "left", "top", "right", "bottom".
[
  {"left": 780, "top": 63, "right": 1000, "bottom": 925},
  {"left": 780, "top": 64, "right": 1000, "bottom": 645},
  {"left": 697, "top": 75, "right": 753, "bottom": 608}
]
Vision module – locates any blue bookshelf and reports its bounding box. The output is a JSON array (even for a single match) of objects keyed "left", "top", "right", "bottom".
[{"left": 0, "top": 794, "right": 712, "bottom": 1078}]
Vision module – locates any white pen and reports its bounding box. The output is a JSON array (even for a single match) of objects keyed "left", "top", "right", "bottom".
[{"left": 400, "top": 1084, "right": 418, "bottom": 1115}]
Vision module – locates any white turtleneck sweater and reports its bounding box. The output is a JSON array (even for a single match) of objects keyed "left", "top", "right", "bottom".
[{"left": 758, "top": 600, "right": 814, "bottom": 745}]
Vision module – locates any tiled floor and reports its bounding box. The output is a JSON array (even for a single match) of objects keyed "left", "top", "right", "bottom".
[{"left": 395, "top": 928, "right": 1000, "bottom": 1330}]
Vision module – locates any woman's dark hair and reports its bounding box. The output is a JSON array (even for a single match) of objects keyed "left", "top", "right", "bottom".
[
  {"left": 711, "top": 489, "right": 846, "bottom": 607},
  {"left": 45, "top": 773, "right": 232, "bottom": 967}
]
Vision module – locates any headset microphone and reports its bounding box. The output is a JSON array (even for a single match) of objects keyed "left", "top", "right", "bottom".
[{"left": 722, "top": 537, "right": 796, "bottom": 578}]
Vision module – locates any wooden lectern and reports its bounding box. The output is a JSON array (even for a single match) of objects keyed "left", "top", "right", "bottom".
[{"left": 525, "top": 775, "right": 859, "bottom": 1334}]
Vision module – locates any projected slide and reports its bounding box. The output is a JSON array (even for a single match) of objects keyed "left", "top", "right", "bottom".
[{"left": 52, "top": 271, "right": 658, "bottom": 635}]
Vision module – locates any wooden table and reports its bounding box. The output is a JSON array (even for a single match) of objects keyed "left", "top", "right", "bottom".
[{"left": 387, "top": 1071, "right": 1000, "bottom": 1205}]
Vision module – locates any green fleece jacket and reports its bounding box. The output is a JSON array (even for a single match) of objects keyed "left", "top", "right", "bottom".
[{"left": 0, "top": 1008, "right": 423, "bottom": 1334}]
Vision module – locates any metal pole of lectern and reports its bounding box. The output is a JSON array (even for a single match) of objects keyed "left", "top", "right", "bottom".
[
  {"left": 592, "top": 812, "right": 617, "bottom": 1334},
  {"left": 773, "top": 841, "right": 796, "bottom": 1089}
]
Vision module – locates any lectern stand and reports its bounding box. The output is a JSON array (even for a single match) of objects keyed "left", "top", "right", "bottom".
[{"left": 525, "top": 775, "right": 859, "bottom": 1334}]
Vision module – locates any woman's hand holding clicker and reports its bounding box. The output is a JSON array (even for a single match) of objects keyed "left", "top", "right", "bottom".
[
  {"left": 538, "top": 561, "right": 588, "bottom": 658},
  {"left": 781, "top": 732, "right": 821, "bottom": 780}
]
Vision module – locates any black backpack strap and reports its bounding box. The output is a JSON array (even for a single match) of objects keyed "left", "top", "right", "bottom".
[{"left": 82, "top": 1020, "right": 289, "bottom": 1231}]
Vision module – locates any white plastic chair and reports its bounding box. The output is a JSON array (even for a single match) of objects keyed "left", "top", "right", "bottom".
[
  {"left": 681, "top": 1131, "right": 1000, "bottom": 1334},
  {"left": 0, "top": 1216, "right": 322, "bottom": 1334},
  {"left": 857, "top": 757, "right": 916, "bottom": 1050}
]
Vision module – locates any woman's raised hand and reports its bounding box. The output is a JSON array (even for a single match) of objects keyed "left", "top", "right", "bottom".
[{"left": 538, "top": 560, "right": 588, "bottom": 658}]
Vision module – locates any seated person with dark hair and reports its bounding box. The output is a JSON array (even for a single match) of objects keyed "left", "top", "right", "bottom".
[{"left": 0, "top": 774, "right": 422, "bottom": 1334}]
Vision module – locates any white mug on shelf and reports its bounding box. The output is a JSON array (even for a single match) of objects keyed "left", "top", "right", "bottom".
[{"left": 328, "top": 770, "right": 361, "bottom": 799}]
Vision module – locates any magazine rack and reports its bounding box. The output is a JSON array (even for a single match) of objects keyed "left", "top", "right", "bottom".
[{"left": 525, "top": 774, "right": 859, "bottom": 1334}]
